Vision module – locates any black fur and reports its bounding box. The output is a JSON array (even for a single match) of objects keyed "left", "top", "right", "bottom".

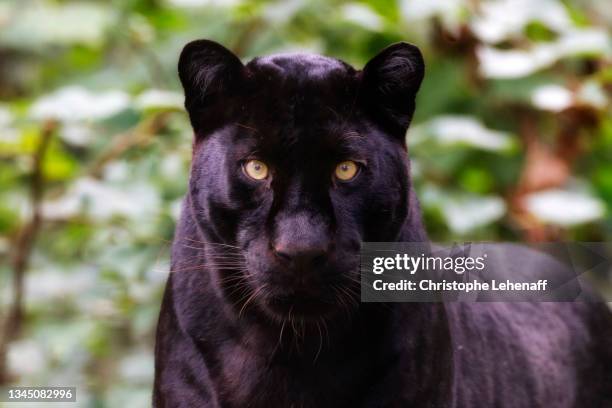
[{"left": 154, "top": 40, "right": 612, "bottom": 407}]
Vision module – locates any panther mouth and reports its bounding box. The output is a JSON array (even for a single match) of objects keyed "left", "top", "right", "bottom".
[{"left": 265, "top": 292, "right": 336, "bottom": 318}]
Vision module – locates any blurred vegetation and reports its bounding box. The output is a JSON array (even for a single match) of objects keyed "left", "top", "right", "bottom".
[{"left": 0, "top": 0, "right": 610, "bottom": 406}]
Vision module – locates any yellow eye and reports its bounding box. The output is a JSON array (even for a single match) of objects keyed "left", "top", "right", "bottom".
[
  {"left": 243, "top": 160, "right": 269, "bottom": 180},
  {"left": 334, "top": 161, "right": 359, "bottom": 181}
]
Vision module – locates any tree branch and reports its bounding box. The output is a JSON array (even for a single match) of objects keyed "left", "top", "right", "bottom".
[
  {"left": 0, "top": 120, "right": 55, "bottom": 385},
  {"left": 87, "top": 112, "right": 171, "bottom": 179}
]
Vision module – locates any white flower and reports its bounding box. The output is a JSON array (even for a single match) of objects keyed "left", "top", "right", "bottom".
[
  {"left": 26, "top": 267, "right": 95, "bottom": 301},
  {"left": 471, "top": 0, "right": 571, "bottom": 44},
  {"left": 554, "top": 28, "right": 610, "bottom": 56},
  {"left": 0, "top": 128, "right": 19, "bottom": 145},
  {"left": 531, "top": 85, "right": 573, "bottom": 112},
  {"left": 42, "top": 178, "right": 160, "bottom": 221},
  {"left": 400, "top": 0, "right": 463, "bottom": 20},
  {"left": 341, "top": 4, "right": 384, "bottom": 31},
  {"left": 525, "top": 189, "right": 605, "bottom": 226},
  {"left": 119, "top": 350, "right": 154, "bottom": 384},
  {"left": 8, "top": 340, "right": 46, "bottom": 376},
  {"left": 135, "top": 89, "right": 184, "bottom": 111},
  {"left": 421, "top": 186, "right": 507, "bottom": 234},
  {"left": 0, "top": 3, "right": 113, "bottom": 48},
  {"left": 262, "top": 0, "right": 306, "bottom": 24},
  {"left": 478, "top": 28, "right": 610, "bottom": 79},
  {"left": 30, "top": 86, "right": 130, "bottom": 122},
  {"left": 412, "top": 115, "right": 513, "bottom": 151},
  {"left": 61, "top": 123, "right": 95, "bottom": 146},
  {"left": 400, "top": 0, "right": 464, "bottom": 33},
  {"left": 0, "top": 106, "right": 12, "bottom": 128},
  {"left": 170, "top": 199, "right": 183, "bottom": 222},
  {"left": 477, "top": 45, "right": 556, "bottom": 79},
  {"left": 103, "top": 161, "right": 131, "bottom": 182},
  {"left": 442, "top": 196, "right": 507, "bottom": 234},
  {"left": 161, "top": 153, "right": 187, "bottom": 179},
  {"left": 167, "top": 0, "right": 241, "bottom": 7},
  {"left": 577, "top": 81, "right": 608, "bottom": 109},
  {"left": 0, "top": 107, "right": 19, "bottom": 145}
]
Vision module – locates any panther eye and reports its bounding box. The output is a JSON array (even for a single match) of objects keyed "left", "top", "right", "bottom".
[
  {"left": 243, "top": 160, "right": 269, "bottom": 180},
  {"left": 334, "top": 160, "right": 359, "bottom": 181}
]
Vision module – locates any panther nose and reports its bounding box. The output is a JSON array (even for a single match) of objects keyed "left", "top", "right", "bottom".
[{"left": 273, "top": 244, "right": 328, "bottom": 267}]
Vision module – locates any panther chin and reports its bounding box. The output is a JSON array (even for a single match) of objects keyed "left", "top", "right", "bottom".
[
  {"left": 263, "top": 291, "right": 337, "bottom": 320},
  {"left": 247, "top": 278, "right": 356, "bottom": 322}
]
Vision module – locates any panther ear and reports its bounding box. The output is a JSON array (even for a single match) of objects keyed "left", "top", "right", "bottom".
[
  {"left": 178, "top": 39, "right": 245, "bottom": 130},
  {"left": 361, "top": 42, "right": 425, "bottom": 138}
]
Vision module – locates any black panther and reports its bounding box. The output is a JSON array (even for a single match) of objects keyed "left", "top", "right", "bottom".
[{"left": 153, "top": 40, "right": 612, "bottom": 407}]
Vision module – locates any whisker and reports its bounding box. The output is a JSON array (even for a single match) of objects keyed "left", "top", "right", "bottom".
[
  {"left": 275, "top": 318, "right": 287, "bottom": 354},
  {"left": 314, "top": 321, "right": 323, "bottom": 363},
  {"left": 181, "top": 237, "right": 242, "bottom": 250},
  {"left": 239, "top": 284, "right": 267, "bottom": 318}
]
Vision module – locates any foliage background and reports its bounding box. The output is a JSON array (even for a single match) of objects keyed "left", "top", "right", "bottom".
[{"left": 0, "top": 0, "right": 611, "bottom": 406}]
